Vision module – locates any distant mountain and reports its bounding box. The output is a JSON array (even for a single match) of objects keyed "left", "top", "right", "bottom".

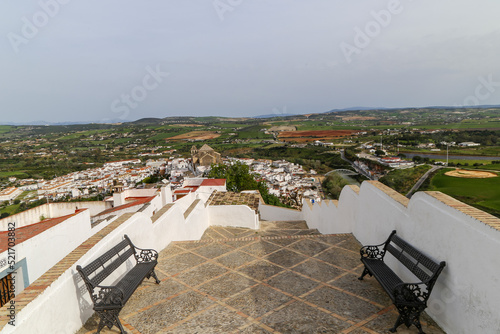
[
  {"left": 253, "top": 113, "right": 296, "bottom": 119},
  {"left": 325, "top": 106, "right": 382, "bottom": 112},
  {"left": 3, "top": 104, "right": 499, "bottom": 126},
  {"left": 1, "top": 118, "right": 131, "bottom": 126},
  {"left": 424, "top": 104, "right": 500, "bottom": 109},
  {"left": 130, "top": 117, "right": 163, "bottom": 125}
]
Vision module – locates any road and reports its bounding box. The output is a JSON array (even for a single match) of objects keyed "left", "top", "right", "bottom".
[
  {"left": 406, "top": 165, "right": 442, "bottom": 198},
  {"left": 339, "top": 149, "right": 375, "bottom": 180}
]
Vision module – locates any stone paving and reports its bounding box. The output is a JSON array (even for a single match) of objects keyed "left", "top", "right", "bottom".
[{"left": 78, "top": 222, "right": 445, "bottom": 334}]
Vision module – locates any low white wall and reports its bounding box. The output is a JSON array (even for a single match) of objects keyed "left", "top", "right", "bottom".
[
  {"left": 258, "top": 203, "right": 303, "bottom": 222},
  {"left": 50, "top": 202, "right": 111, "bottom": 217},
  {"left": 0, "top": 204, "right": 51, "bottom": 230},
  {"left": 0, "top": 210, "right": 92, "bottom": 294},
  {"left": 301, "top": 181, "right": 500, "bottom": 334},
  {"left": 113, "top": 188, "right": 158, "bottom": 206},
  {"left": 209, "top": 205, "right": 259, "bottom": 230},
  {"left": 0, "top": 202, "right": 111, "bottom": 231},
  {"left": 0, "top": 195, "right": 213, "bottom": 334}
]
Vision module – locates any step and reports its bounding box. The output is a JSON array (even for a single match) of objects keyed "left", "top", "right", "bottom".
[{"left": 259, "top": 220, "right": 309, "bottom": 231}]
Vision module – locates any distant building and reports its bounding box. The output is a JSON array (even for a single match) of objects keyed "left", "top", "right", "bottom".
[
  {"left": 191, "top": 144, "right": 222, "bottom": 168},
  {"left": 0, "top": 187, "right": 22, "bottom": 202},
  {"left": 458, "top": 142, "right": 480, "bottom": 147},
  {"left": 379, "top": 157, "right": 414, "bottom": 169}
]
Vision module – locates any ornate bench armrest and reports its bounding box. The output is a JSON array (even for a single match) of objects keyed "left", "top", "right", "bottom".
[
  {"left": 133, "top": 247, "right": 159, "bottom": 263},
  {"left": 360, "top": 243, "right": 386, "bottom": 260},
  {"left": 93, "top": 285, "right": 125, "bottom": 309},
  {"left": 392, "top": 282, "right": 429, "bottom": 305}
]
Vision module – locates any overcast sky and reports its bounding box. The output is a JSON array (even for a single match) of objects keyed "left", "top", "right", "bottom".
[{"left": 1, "top": 0, "right": 500, "bottom": 124}]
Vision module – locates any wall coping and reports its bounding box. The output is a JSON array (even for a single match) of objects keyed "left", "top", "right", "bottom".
[
  {"left": 424, "top": 191, "right": 500, "bottom": 231},
  {"left": 152, "top": 203, "right": 175, "bottom": 223},
  {"left": 184, "top": 199, "right": 201, "bottom": 219},
  {"left": 347, "top": 185, "right": 360, "bottom": 194}
]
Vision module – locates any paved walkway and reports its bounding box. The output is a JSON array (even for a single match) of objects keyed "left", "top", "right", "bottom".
[{"left": 78, "top": 222, "right": 445, "bottom": 334}]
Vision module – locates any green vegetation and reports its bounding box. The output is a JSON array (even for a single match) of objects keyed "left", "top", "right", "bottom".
[
  {"left": 322, "top": 173, "right": 350, "bottom": 199},
  {"left": 379, "top": 165, "right": 432, "bottom": 195},
  {"left": 250, "top": 146, "right": 350, "bottom": 173},
  {"left": 0, "top": 171, "right": 30, "bottom": 179},
  {"left": 424, "top": 168, "right": 500, "bottom": 218},
  {"left": 0, "top": 197, "right": 47, "bottom": 217},
  {"left": 472, "top": 161, "right": 500, "bottom": 171},
  {"left": 208, "top": 162, "right": 289, "bottom": 207},
  {"left": 0, "top": 108, "right": 499, "bottom": 214},
  {"left": 236, "top": 125, "right": 273, "bottom": 139}
]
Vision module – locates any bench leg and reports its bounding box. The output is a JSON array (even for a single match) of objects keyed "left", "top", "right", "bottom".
[
  {"left": 389, "top": 314, "right": 402, "bottom": 333},
  {"left": 391, "top": 306, "right": 426, "bottom": 334},
  {"left": 149, "top": 269, "right": 161, "bottom": 284},
  {"left": 95, "top": 309, "right": 127, "bottom": 334},
  {"left": 358, "top": 267, "right": 371, "bottom": 280}
]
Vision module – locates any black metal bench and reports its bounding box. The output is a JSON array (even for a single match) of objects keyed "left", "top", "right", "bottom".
[
  {"left": 358, "top": 230, "right": 446, "bottom": 334},
  {"left": 77, "top": 235, "right": 160, "bottom": 334}
]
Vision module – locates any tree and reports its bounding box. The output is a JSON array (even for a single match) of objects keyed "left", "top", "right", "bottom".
[
  {"left": 322, "top": 173, "right": 349, "bottom": 200},
  {"left": 208, "top": 162, "right": 289, "bottom": 207},
  {"left": 412, "top": 155, "right": 423, "bottom": 163},
  {"left": 375, "top": 149, "right": 385, "bottom": 157}
]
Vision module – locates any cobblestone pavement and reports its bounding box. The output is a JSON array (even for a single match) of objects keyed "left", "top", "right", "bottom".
[{"left": 78, "top": 222, "right": 445, "bottom": 334}]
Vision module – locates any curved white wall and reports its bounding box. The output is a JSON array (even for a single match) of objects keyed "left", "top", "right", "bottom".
[
  {"left": 300, "top": 181, "right": 500, "bottom": 334},
  {"left": 258, "top": 203, "right": 303, "bottom": 222},
  {"left": 209, "top": 205, "right": 259, "bottom": 230}
]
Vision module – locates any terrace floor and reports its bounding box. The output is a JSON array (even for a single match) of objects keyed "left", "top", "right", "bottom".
[{"left": 78, "top": 221, "right": 445, "bottom": 334}]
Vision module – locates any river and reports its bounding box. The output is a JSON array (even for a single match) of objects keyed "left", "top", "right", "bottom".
[{"left": 401, "top": 153, "right": 500, "bottom": 161}]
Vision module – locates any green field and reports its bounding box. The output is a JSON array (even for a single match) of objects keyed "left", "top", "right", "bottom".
[
  {"left": 0, "top": 171, "right": 29, "bottom": 179},
  {"left": 426, "top": 168, "right": 500, "bottom": 217},
  {"left": 473, "top": 163, "right": 500, "bottom": 171}
]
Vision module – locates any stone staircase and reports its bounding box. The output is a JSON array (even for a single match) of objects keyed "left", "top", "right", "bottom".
[
  {"left": 200, "top": 220, "right": 320, "bottom": 241},
  {"left": 78, "top": 219, "right": 445, "bottom": 333}
]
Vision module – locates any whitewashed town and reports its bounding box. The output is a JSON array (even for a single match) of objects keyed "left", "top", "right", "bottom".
[{"left": 0, "top": 145, "right": 322, "bottom": 211}]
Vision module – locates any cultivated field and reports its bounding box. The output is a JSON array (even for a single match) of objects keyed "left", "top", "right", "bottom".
[
  {"left": 166, "top": 131, "right": 221, "bottom": 141},
  {"left": 278, "top": 130, "right": 356, "bottom": 142}
]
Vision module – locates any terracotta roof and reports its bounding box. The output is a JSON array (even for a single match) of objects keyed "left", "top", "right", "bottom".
[
  {"left": 0, "top": 209, "right": 86, "bottom": 253},
  {"left": 201, "top": 179, "right": 226, "bottom": 187},
  {"left": 174, "top": 189, "right": 193, "bottom": 194}
]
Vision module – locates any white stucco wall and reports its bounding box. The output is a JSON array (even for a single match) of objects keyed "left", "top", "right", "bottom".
[
  {"left": 258, "top": 203, "right": 303, "bottom": 222},
  {"left": 49, "top": 202, "right": 111, "bottom": 217},
  {"left": 300, "top": 181, "right": 500, "bottom": 334},
  {"left": 0, "top": 202, "right": 111, "bottom": 231},
  {"left": 0, "top": 195, "right": 213, "bottom": 334},
  {"left": 5, "top": 181, "right": 499, "bottom": 334},
  {"left": 209, "top": 205, "right": 259, "bottom": 230},
  {"left": 112, "top": 188, "right": 158, "bottom": 206},
  {"left": 161, "top": 184, "right": 173, "bottom": 206},
  {"left": 0, "top": 204, "right": 51, "bottom": 230},
  {"left": 0, "top": 210, "right": 92, "bottom": 295}
]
